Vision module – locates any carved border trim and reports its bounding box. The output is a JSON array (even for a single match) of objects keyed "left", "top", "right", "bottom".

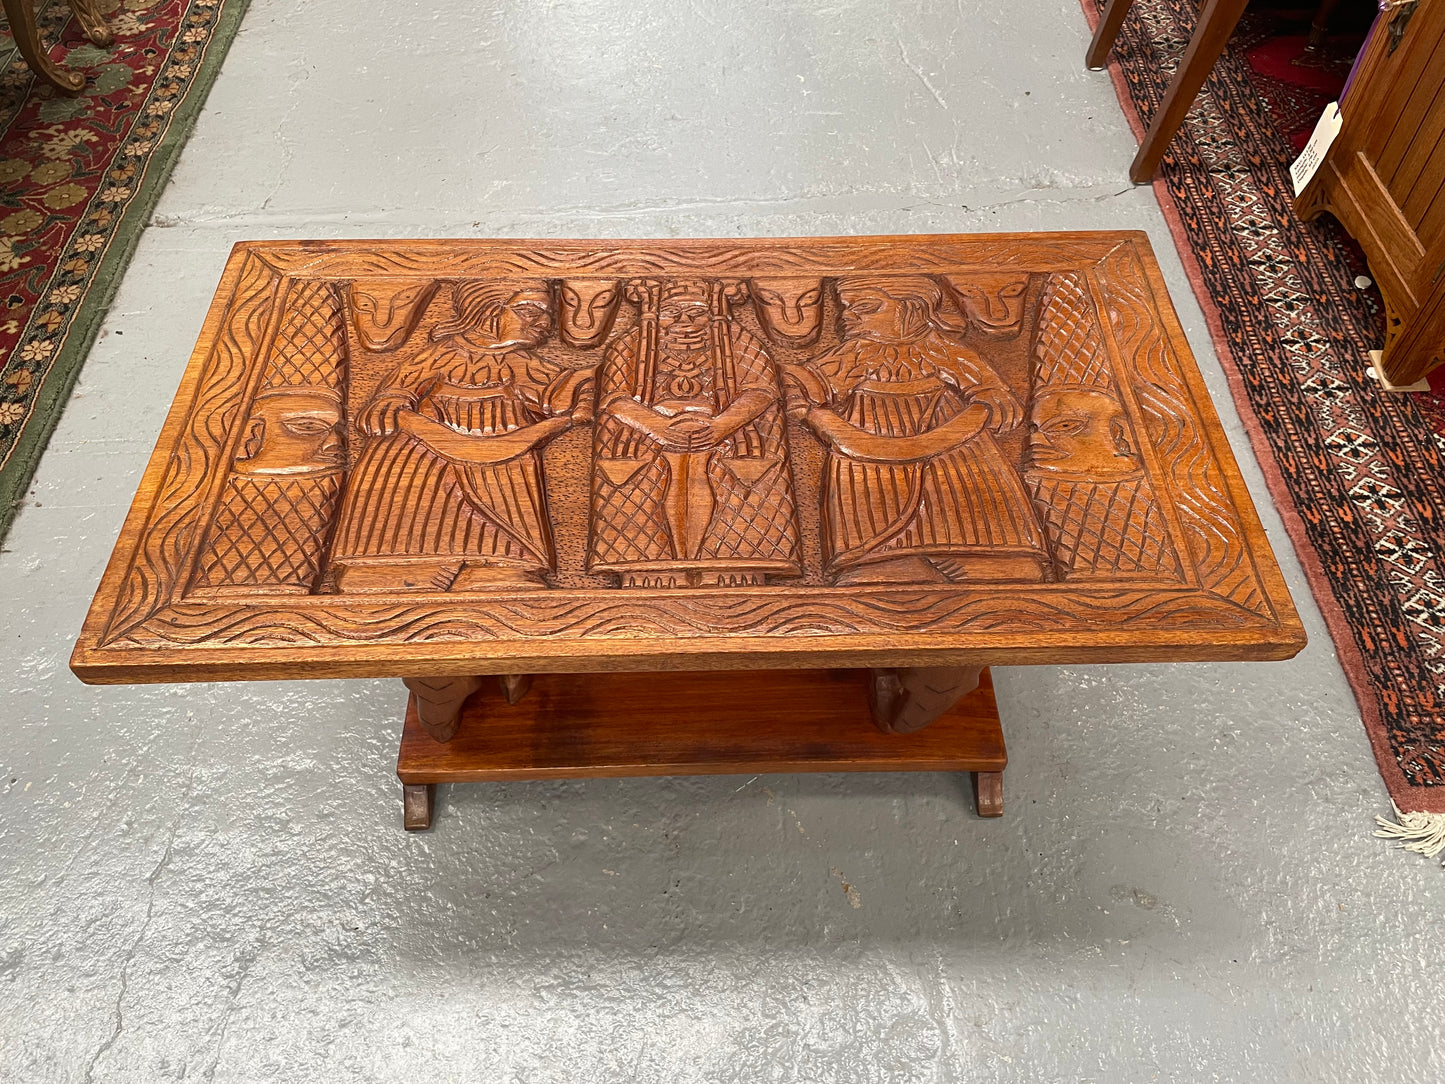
[
  {"left": 99, "top": 253, "right": 287, "bottom": 644},
  {"left": 1093, "top": 241, "right": 1276, "bottom": 617},
  {"left": 112, "top": 584, "right": 1265, "bottom": 649},
  {"left": 248, "top": 234, "right": 1135, "bottom": 279}
]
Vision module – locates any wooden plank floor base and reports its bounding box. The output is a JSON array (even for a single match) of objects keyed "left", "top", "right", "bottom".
[{"left": 397, "top": 668, "right": 1005, "bottom": 830}]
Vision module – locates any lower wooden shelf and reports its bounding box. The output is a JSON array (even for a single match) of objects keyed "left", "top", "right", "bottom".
[{"left": 396, "top": 666, "right": 1005, "bottom": 830}]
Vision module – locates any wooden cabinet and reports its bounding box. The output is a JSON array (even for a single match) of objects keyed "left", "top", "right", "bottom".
[{"left": 1297, "top": 1, "right": 1445, "bottom": 386}]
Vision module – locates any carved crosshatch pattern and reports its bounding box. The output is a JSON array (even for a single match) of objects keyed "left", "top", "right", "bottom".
[
  {"left": 191, "top": 280, "right": 350, "bottom": 594},
  {"left": 1025, "top": 270, "right": 1179, "bottom": 581},
  {"left": 74, "top": 236, "right": 1303, "bottom": 682}
]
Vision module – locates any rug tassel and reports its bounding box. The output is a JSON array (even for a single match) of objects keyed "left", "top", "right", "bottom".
[{"left": 1374, "top": 806, "right": 1445, "bottom": 860}]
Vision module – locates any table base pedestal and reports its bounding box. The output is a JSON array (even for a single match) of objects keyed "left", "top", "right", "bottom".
[{"left": 396, "top": 667, "right": 1006, "bottom": 830}]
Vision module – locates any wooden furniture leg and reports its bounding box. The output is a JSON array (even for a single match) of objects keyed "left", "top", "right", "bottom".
[
  {"left": 1382, "top": 265, "right": 1445, "bottom": 387},
  {"left": 68, "top": 0, "right": 114, "bottom": 48},
  {"left": 868, "top": 665, "right": 985, "bottom": 734},
  {"left": 1305, "top": 0, "right": 1342, "bottom": 51},
  {"left": 1128, "top": 0, "right": 1249, "bottom": 183},
  {"left": 402, "top": 675, "right": 484, "bottom": 743},
  {"left": 403, "top": 783, "right": 434, "bottom": 831},
  {"left": 972, "top": 771, "right": 1004, "bottom": 817},
  {"left": 0, "top": 0, "right": 86, "bottom": 95},
  {"left": 498, "top": 673, "right": 532, "bottom": 704},
  {"left": 1086, "top": 0, "right": 1136, "bottom": 70}
]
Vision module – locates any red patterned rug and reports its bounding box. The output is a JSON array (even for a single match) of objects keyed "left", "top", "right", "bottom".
[
  {"left": 0, "top": 0, "right": 249, "bottom": 542},
  {"left": 1083, "top": 0, "right": 1445, "bottom": 836}
]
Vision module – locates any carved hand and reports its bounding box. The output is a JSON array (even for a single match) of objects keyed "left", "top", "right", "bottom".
[
  {"left": 397, "top": 412, "right": 571, "bottom": 465},
  {"left": 781, "top": 364, "right": 827, "bottom": 419},
  {"left": 672, "top": 390, "right": 772, "bottom": 451},
  {"left": 969, "top": 383, "right": 1023, "bottom": 432},
  {"left": 359, "top": 395, "right": 411, "bottom": 437},
  {"left": 805, "top": 404, "right": 989, "bottom": 463},
  {"left": 609, "top": 398, "right": 696, "bottom": 452},
  {"left": 546, "top": 366, "right": 597, "bottom": 425}
]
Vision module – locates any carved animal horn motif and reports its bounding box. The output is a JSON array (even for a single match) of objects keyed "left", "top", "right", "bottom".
[
  {"left": 559, "top": 278, "right": 624, "bottom": 348},
  {"left": 347, "top": 279, "right": 439, "bottom": 353},
  {"left": 750, "top": 277, "right": 824, "bottom": 346},
  {"left": 940, "top": 272, "right": 1032, "bottom": 338}
]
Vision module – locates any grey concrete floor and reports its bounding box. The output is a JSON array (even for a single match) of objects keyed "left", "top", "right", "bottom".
[{"left": 2, "top": 1, "right": 1442, "bottom": 1081}]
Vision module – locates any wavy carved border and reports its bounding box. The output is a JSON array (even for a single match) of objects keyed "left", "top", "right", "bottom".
[
  {"left": 99, "top": 254, "right": 285, "bottom": 643},
  {"left": 1093, "top": 242, "right": 1275, "bottom": 617},
  {"left": 249, "top": 234, "right": 1132, "bottom": 280},
  {"left": 109, "top": 585, "right": 1266, "bottom": 649}
]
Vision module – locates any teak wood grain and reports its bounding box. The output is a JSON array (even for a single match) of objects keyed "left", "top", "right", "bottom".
[
  {"left": 395, "top": 667, "right": 1008, "bottom": 827},
  {"left": 397, "top": 668, "right": 1006, "bottom": 782},
  {"left": 71, "top": 234, "right": 1305, "bottom": 684}
]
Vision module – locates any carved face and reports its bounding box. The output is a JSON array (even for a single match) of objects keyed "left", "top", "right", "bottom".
[
  {"left": 348, "top": 279, "right": 437, "bottom": 352},
  {"left": 751, "top": 277, "right": 824, "bottom": 345},
  {"left": 945, "top": 273, "right": 1030, "bottom": 337},
  {"left": 1027, "top": 389, "right": 1140, "bottom": 477},
  {"left": 235, "top": 389, "right": 344, "bottom": 475},
  {"left": 559, "top": 279, "right": 623, "bottom": 348},
  {"left": 836, "top": 285, "right": 920, "bottom": 342},
  {"left": 658, "top": 300, "right": 711, "bottom": 350},
  {"left": 492, "top": 288, "right": 555, "bottom": 348}
]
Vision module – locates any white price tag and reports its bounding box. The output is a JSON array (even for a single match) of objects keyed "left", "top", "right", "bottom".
[{"left": 1290, "top": 102, "right": 1343, "bottom": 196}]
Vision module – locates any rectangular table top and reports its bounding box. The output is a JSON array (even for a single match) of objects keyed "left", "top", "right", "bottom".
[{"left": 72, "top": 234, "right": 1305, "bottom": 683}]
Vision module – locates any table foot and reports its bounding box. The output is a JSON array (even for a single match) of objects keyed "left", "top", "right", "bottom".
[
  {"left": 869, "top": 665, "right": 984, "bottom": 734},
  {"left": 1085, "top": 0, "right": 1134, "bottom": 69},
  {"left": 972, "top": 771, "right": 1003, "bottom": 817},
  {"left": 403, "top": 783, "right": 434, "bottom": 830}
]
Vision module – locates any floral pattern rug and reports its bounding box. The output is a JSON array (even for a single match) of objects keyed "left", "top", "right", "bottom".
[
  {"left": 1084, "top": 0, "right": 1445, "bottom": 823},
  {"left": 0, "top": 0, "right": 248, "bottom": 541}
]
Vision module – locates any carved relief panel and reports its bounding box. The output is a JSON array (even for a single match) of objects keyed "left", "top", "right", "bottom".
[{"left": 74, "top": 237, "right": 1303, "bottom": 679}]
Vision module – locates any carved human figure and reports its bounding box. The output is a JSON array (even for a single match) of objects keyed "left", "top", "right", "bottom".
[
  {"left": 1025, "top": 271, "right": 1179, "bottom": 578},
  {"left": 750, "top": 277, "right": 825, "bottom": 346},
  {"left": 587, "top": 279, "right": 802, "bottom": 587},
  {"left": 329, "top": 280, "right": 591, "bottom": 591},
  {"left": 348, "top": 279, "right": 439, "bottom": 353},
  {"left": 192, "top": 281, "right": 349, "bottom": 593},
  {"left": 784, "top": 275, "right": 1049, "bottom": 584}
]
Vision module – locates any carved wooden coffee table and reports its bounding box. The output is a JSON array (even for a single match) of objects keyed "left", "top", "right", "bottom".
[{"left": 72, "top": 235, "right": 1305, "bottom": 830}]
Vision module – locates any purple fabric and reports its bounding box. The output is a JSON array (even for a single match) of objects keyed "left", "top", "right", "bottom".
[{"left": 1341, "top": 11, "right": 1383, "bottom": 105}]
